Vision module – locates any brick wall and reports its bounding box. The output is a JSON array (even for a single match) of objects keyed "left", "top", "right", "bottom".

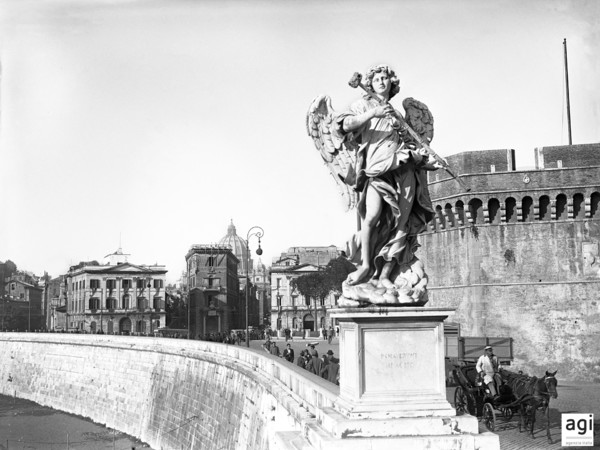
[
  {"left": 535, "top": 143, "right": 600, "bottom": 169},
  {"left": 428, "top": 149, "right": 515, "bottom": 184},
  {"left": 0, "top": 335, "right": 337, "bottom": 449}
]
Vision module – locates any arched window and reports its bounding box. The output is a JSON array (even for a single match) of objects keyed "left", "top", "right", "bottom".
[
  {"left": 539, "top": 195, "right": 550, "bottom": 221},
  {"left": 573, "top": 193, "right": 585, "bottom": 219},
  {"left": 522, "top": 196, "right": 533, "bottom": 222},
  {"left": 436, "top": 205, "right": 446, "bottom": 229},
  {"left": 455, "top": 200, "right": 465, "bottom": 225},
  {"left": 444, "top": 203, "right": 455, "bottom": 228},
  {"left": 488, "top": 198, "right": 501, "bottom": 224},
  {"left": 468, "top": 198, "right": 483, "bottom": 224},
  {"left": 505, "top": 197, "right": 517, "bottom": 223},
  {"left": 292, "top": 317, "right": 298, "bottom": 329},
  {"left": 591, "top": 192, "right": 600, "bottom": 219},
  {"left": 555, "top": 194, "right": 567, "bottom": 220}
]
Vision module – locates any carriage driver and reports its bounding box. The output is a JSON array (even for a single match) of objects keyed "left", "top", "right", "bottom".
[{"left": 476, "top": 345, "right": 503, "bottom": 398}]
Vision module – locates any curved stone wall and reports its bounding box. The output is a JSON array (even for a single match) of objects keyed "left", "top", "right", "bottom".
[
  {"left": 0, "top": 334, "right": 337, "bottom": 449},
  {"left": 419, "top": 165, "right": 600, "bottom": 381}
]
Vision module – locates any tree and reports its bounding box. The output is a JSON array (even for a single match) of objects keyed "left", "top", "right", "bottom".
[
  {"left": 166, "top": 291, "right": 188, "bottom": 329},
  {"left": 291, "top": 257, "right": 356, "bottom": 331}
]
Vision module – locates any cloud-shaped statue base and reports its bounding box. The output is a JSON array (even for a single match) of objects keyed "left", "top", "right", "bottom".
[{"left": 338, "top": 258, "right": 429, "bottom": 307}]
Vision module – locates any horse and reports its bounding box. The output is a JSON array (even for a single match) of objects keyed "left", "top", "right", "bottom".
[{"left": 503, "top": 370, "right": 558, "bottom": 442}]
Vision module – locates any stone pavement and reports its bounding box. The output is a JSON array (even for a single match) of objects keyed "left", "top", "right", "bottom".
[{"left": 469, "top": 382, "right": 600, "bottom": 450}]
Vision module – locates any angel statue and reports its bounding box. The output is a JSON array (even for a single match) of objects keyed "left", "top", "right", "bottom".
[{"left": 306, "top": 64, "right": 446, "bottom": 307}]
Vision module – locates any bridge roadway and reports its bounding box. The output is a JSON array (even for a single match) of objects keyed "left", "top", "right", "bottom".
[
  {"left": 255, "top": 336, "right": 600, "bottom": 449},
  {"left": 0, "top": 335, "right": 597, "bottom": 449}
]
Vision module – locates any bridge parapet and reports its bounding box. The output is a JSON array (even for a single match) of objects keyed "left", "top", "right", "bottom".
[{"left": 0, "top": 333, "right": 336, "bottom": 449}]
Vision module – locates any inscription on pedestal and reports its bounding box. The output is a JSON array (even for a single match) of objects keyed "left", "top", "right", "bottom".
[{"left": 364, "top": 328, "right": 439, "bottom": 395}]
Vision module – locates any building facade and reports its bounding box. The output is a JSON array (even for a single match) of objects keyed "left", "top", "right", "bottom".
[
  {"left": 65, "top": 249, "right": 167, "bottom": 334},
  {"left": 186, "top": 245, "right": 241, "bottom": 337},
  {"left": 217, "top": 221, "right": 270, "bottom": 326},
  {"left": 270, "top": 246, "right": 341, "bottom": 333},
  {"left": 45, "top": 275, "right": 67, "bottom": 331},
  {"left": 419, "top": 143, "right": 600, "bottom": 380},
  {"left": 1, "top": 277, "right": 44, "bottom": 331}
]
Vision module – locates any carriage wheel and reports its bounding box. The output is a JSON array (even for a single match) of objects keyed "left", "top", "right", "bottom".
[
  {"left": 483, "top": 403, "right": 496, "bottom": 431},
  {"left": 501, "top": 407, "right": 514, "bottom": 421},
  {"left": 454, "top": 387, "right": 468, "bottom": 414}
]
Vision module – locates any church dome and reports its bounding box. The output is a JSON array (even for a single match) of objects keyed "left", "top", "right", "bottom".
[{"left": 218, "top": 220, "right": 250, "bottom": 274}]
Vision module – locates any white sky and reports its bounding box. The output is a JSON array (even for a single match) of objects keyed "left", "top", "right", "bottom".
[{"left": 0, "top": 0, "right": 599, "bottom": 283}]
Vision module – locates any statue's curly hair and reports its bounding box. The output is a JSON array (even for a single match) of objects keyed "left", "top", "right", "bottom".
[{"left": 364, "top": 65, "right": 400, "bottom": 99}]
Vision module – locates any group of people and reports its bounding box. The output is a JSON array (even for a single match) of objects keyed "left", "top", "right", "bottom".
[
  {"left": 320, "top": 326, "right": 337, "bottom": 344},
  {"left": 296, "top": 345, "right": 340, "bottom": 385},
  {"left": 262, "top": 339, "right": 340, "bottom": 385}
]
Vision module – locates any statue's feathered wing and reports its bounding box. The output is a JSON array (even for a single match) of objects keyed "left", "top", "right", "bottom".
[
  {"left": 306, "top": 95, "right": 358, "bottom": 211},
  {"left": 402, "top": 97, "right": 434, "bottom": 146}
]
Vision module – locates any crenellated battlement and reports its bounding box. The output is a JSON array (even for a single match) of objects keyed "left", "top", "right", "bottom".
[{"left": 418, "top": 143, "right": 600, "bottom": 382}]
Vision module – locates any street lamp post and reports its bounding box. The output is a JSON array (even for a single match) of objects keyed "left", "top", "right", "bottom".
[{"left": 245, "top": 226, "right": 264, "bottom": 348}]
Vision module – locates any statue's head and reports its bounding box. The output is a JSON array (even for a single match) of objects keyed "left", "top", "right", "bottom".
[{"left": 364, "top": 65, "right": 400, "bottom": 99}]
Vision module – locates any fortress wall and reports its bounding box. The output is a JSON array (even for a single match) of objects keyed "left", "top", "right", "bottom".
[
  {"left": 0, "top": 334, "right": 336, "bottom": 449},
  {"left": 419, "top": 220, "right": 600, "bottom": 381}
]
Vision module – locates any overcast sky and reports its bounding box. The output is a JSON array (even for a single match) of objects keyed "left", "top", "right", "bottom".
[{"left": 1, "top": 0, "right": 599, "bottom": 283}]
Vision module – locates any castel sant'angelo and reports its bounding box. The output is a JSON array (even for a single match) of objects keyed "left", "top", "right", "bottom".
[{"left": 420, "top": 143, "right": 600, "bottom": 381}]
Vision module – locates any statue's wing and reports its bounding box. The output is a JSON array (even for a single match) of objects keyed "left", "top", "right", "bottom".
[
  {"left": 402, "top": 97, "right": 434, "bottom": 145},
  {"left": 306, "top": 95, "right": 358, "bottom": 211}
]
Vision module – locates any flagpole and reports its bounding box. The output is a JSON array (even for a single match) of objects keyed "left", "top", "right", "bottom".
[{"left": 563, "top": 38, "right": 573, "bottom": 145}]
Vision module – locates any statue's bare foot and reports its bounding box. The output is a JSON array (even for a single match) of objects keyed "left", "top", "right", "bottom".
[{"left": 347, "top": 266, "right": 370, "bottom": 286}]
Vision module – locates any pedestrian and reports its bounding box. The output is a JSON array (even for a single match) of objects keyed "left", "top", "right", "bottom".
[
  {"left": 323, "top": 350, "right": 340, "bottom": 385},
  {"left": 283, "top": 343, "right": 295, "bottom": 363},
  {"left": 270, "top": 341, "right": 280, "bottom": 357},
  {"left": 312, "top": 351, "right": 323, "bottom": 376},
  {"left": 327, "top": 326, "right": 334, "bottom": 344},
  {"left": 262, "top": 335, "right": 272, "bottom": 353},
  {"left": 296, "top": 350, "right": 306, "bottom": 369},
  {"left": 304, "top": 353, "right": 314, "bottom": 373},
  {"left": 319, "top": 354, "right": 329, "bottom": 379}
]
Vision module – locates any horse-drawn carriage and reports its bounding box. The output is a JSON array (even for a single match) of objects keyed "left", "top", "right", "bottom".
[
  {"left": 452, "top": 362, "right": 521, "bottom": 431},
  {"left": 452, "top": 362, "right": 559, "bottom": 442}
]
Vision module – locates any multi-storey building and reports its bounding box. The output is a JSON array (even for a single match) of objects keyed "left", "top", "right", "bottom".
[
  {"left": 1, "top": 277, "right": 44, "bottom": 331},
  {"left": 186, "top": 244, "right": 240, "bottom": 337},
  {"left": 217, "top": 221, "right": 270, "bottom": 326},
  {"left": 65, "top": 248, "right": 167, "bottom": 334},
  {"left": 270, "top": 246, "right": 340, "bottom": 333},
  {"left": 45, "top": 275, "right": 67, "bottom": 331},
  {"left": 420, "top": 143, "right": 600, "bottom": 380}
]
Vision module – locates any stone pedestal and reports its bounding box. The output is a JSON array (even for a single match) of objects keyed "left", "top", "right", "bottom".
[{"left": 306, "top": 306, "right": 500, "bottom": 450}]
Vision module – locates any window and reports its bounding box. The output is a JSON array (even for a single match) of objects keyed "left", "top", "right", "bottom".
[
  {"left": 153, "top": 279, "right": 163, "bottom": 289},
  {"left": 90, "top": 279, "right": 100, "bottom": 290},
  {"left": 122, "top": 294, "right": 130, "bottom": 310},
  {"left": 490, "top": 164, "right": 496, "bottom": 173},
  {"left": 106, "top": 279, "right": 116, "bottom": 290},
  {"left": 137, "top": 297, "right": 148, "bottom": 310},
  {"left": 207, "top": 256, "right": 216, "bottom": 267},
  {"left": 122, "top": 279, "right": 131, "bottom": 290},
  {"left": 136, "top": 279, "right": 145, "bottom": 289},
  {"left": 153, "top": 297, "right": 164, "bottom": 311},
  {"left": 89, "top": 298, "right": 100, "bottom": 310}
]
